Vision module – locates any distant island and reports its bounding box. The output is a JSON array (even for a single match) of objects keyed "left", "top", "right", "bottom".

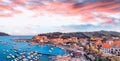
[{"left": 0, "top": 32, "right": 9, "bottom": 36}]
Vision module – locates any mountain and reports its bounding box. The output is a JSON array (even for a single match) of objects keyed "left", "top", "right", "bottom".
[
  {"left": 38, "top": 31, "right": 120, "bottom": 39},
  {"left": 0, "top": 32, "right": 10, "bottom": 36}
]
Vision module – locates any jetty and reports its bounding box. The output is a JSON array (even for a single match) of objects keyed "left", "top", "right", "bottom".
[{"left": 11, "top": 38, "right": 32, "bottom": 42}]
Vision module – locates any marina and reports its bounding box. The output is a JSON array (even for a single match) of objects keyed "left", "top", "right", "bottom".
[{"left": 0, "top": 36, "right": 68, "bottom": 61}]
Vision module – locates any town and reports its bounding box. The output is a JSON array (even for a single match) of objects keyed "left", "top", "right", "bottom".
[{"left": 30, "top": 31, "right": 120, "bottom": 61}]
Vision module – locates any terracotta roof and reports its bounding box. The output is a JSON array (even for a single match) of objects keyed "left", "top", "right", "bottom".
[
  {"left": 113, "top": 41, "right": 120, "bottom": 45},
  {"left": 102, "top": 43, "right": 112, "bottom": 48}
]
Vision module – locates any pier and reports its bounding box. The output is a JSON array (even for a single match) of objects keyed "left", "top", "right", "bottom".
[{"left": 11, "top": 38, "right": 32, "bottom": 42}]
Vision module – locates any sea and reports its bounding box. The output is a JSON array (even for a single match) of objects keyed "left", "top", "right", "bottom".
[{"left": 0, "top": 36, "right": 68, "bottom": 61}]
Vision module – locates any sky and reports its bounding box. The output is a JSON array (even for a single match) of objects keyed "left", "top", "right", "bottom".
[{"left": 0, "top": 0, "right": 120, "bottom": 35}]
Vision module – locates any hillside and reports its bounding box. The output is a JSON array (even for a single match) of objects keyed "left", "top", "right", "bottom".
[
  {"left": 38, "top": 31, "right": 120, "bottom": 39},
  {"left": 0, "top": 32, "right": 9, "bottom": 36}
]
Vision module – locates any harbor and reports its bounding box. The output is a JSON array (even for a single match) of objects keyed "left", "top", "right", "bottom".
[{"left": 0, "top": 36, "right": 68, "bottom": 61}]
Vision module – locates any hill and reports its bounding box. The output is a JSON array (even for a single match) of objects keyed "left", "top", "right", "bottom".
[
  {"left": 38, "top": 31, "right": 120, "bottom": 39},
  {"left": 0, "top": 32, "right": 10, "bottom": 36}
]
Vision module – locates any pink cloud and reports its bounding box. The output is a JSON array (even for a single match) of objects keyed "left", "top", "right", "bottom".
[
  {"left": 0, "top": 13, "right": 12, "bottom": 17},
  {"left": 0, "top": 0, "right": 120, "bottom": 24}
]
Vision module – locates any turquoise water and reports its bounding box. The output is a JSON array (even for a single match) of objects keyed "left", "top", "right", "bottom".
[{"left": 0, "top": 36, "right": 68, "bottom": 61}]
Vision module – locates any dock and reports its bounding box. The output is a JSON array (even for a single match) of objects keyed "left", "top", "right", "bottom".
[{"left": 11, "top": 38, "right": 32, "bottom": 42}]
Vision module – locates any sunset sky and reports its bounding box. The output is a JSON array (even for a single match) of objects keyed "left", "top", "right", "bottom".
[{"left": 0, "top": 0, "right": 120, "bottom": 35}]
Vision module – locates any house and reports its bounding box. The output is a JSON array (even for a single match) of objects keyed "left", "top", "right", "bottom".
[{"left": 100, "top": 40, "right": 120, "bottom": 56}]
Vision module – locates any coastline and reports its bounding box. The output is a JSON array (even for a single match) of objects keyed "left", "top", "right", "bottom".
[{"left": 11, "top": 35, "right": 120, "bottom": 61}]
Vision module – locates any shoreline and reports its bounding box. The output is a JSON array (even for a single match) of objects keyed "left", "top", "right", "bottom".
[
  {"left": 11, "top": 38, "right": 32, "bottom": 42},
  {"left": 11, "top": 38, "right": 84, "bottom": 53}
]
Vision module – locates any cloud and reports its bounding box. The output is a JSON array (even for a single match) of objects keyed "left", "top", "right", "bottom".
[
  {"left": 0, "top": 0, "right": 120, "bottom": 16},
  {"left": 0, "top": 13, "right": 12, "bottom": 17},
  {"left": 24, "top": 0, "right": 120, "bottom": 24},
  {"left": 0, "top": 0, "right": 120, "bottom": 35},
  {"left": 59, "top": 23, "right": 120, "bottom": 32}
]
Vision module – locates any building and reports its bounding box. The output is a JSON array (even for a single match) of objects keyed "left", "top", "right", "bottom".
[{"left": 100, "top": 40, "right": 120, "bottom": 56}]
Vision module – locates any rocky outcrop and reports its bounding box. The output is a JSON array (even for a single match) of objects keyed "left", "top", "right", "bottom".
[{"left": 0, "top": 32, "right": 9, "bottom": 36}]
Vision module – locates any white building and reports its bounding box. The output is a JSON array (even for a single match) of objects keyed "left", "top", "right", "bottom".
[{"left": 101, "top": 48, "right": 120, "bottom": 56}]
